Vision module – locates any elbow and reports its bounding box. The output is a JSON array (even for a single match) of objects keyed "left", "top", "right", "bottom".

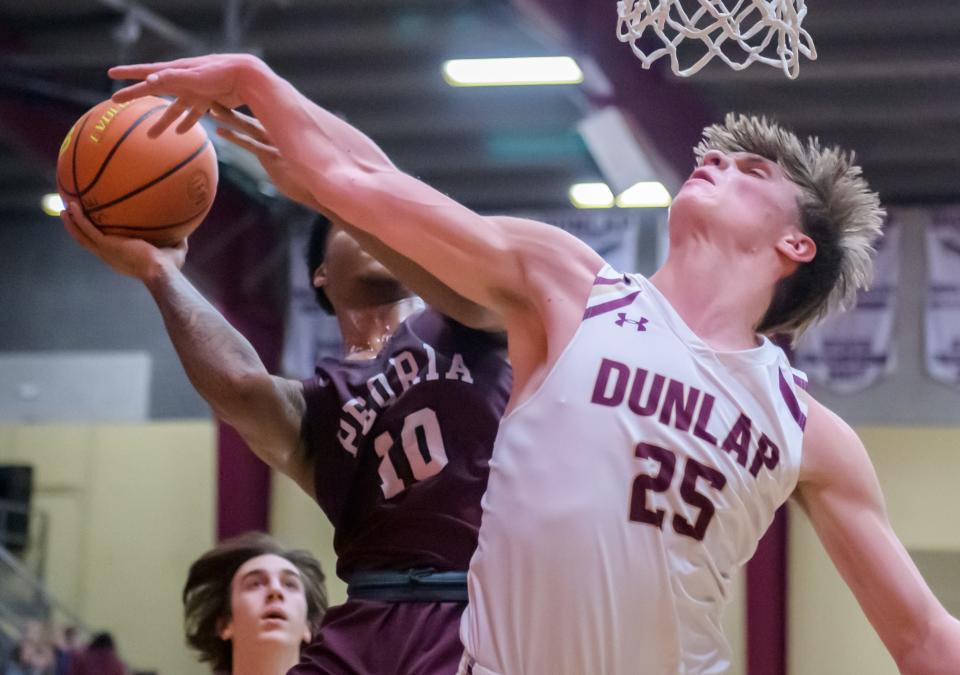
[{"left": 209, "top": 371, "right": 270, "bottom": 425}]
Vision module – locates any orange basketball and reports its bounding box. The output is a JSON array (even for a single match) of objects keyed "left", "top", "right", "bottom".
[{"left": 56, "top": 95, "right": 218, "bottom": 246}]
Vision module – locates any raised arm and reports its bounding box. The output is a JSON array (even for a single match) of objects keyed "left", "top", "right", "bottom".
[
  {"left": 61, "top": 202, "right": 315, "bottom": 495},
  {"left": 207, "top": 103, "right": 504, "bottom": 332},
  {"left": 339, "top": 221, "right": 504, "bottom": 332},
  {"left": 109, "top": 55, "right": 604, "bottom": 397},
  {"left": 794, "top": 397, "right": 960, "bottom": 673}
]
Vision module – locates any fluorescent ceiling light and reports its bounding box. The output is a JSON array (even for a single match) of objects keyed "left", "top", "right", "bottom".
[
  {"left": 443, "top": 57, "right": 583, "bottom": 87},
  {"left": 41, "top": 193, "right": 64, "bottom": 216},
  {"left": 569, "top": 183, "right": 614, "bottom": 209},
  {"left": 616, "top": 181, "right": 672, "bottom": 208}
]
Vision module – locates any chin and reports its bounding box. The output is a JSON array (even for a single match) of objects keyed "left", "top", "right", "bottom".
[
  {"left": 666, "top": 191, "right": 713, "bottom": 237},
  {"left": 254, "top": 629, "right": 302, "bottom": 647},
  {"left": 358, "top": 260, "right": 399, "bottom": 283}
]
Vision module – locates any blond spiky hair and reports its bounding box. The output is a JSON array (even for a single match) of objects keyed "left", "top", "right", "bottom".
[{"left": 693, "top": 113, "right": 886, "bottom": 338}]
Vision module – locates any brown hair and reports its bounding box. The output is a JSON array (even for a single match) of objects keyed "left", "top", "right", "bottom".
[
  {"left": 694, "top": 113, "right": 885, "bottom": 338},
  {"left": 182, "top": 531, "right": 328, "bottom": 672}
]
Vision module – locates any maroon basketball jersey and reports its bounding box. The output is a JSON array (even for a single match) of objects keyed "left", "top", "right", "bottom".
[{"left": 301, "top": 309, "right": 511, "bottom": 577}]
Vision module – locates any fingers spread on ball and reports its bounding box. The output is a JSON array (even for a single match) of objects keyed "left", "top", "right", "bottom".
[
  {"left": 147, "top": 99, "right": 190, "bottom": 138},
  {"left": 109, "top": 58, "right": 200, "bottom": 80},
  {"left": 175, "top": 106, "right": 207, "bottom": 135},
  {"left": 112, "top": 81, "right": 155, "bottom": 104},
  {"left": 216, "top": 126, "right": 275, "bottom": 158}
]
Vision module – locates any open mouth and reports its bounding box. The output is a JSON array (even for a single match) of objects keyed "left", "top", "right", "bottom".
[
  {"left": 261, "top": 608, "right": 288, "bottom": 622},
  {"left": 689, "top": 168, "right": 715, "bottom": 185}
]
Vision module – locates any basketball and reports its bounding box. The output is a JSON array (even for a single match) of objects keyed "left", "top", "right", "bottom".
[{"left": 56, "top": 95, "right": 218, "bottom": 246}]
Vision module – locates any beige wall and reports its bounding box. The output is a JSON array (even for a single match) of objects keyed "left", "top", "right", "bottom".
[
  {"left": 0, "top": 422, "right": 216, "bottom": 675},
  {"left": 789, "top": 426, "right": 960, "bottom": 675},
  {"left": 270, "top": 472, "right": 346, "bottom": 606}
]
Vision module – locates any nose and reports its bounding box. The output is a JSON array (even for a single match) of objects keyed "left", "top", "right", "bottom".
[
  {"left": 702, "top": 149, "right": 730, "bottom": 169},
  {"left": 266, "top": 576, "right": 285, "bottom": 600}
]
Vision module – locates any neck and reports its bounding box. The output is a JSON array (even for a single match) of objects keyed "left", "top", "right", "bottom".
[
  {"left": 335, "top": 296, "right": 424, "bottom": 359},
  {"left": 230, "top": 642, "right": 300, "bottom": 675},
  {"left": 649, "top": 241, "right": 778, "bottom": 350}
]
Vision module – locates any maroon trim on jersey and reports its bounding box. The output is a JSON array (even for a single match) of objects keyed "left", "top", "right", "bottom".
[
  {"left": 778, "top": 369, "right": 807, "bottom": 430},
  {"left": 582, "top": 290, "right": 642, "bottom": 320},
  {"left": 793, "top": 374, "right": 808, "bottom": 390},
  {"left": 593, "top": 274, "right": 627, "bottom": 286}
]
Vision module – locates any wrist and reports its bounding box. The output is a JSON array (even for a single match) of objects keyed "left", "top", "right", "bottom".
[
  {"left": 236, "top": 55, "right": 275, "bottom": 101},
  {"left": 141, "top": 255, "right": 178, "bottom": 290}
]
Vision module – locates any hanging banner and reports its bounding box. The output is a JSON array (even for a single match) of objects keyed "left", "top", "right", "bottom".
[
  {"left": 794, "top": 218, "right": 900, "bottom": 393},
  {"left": 281, "top": 209, "right": 642, "bottom": 377},
  {"left": 925, "top": 209, "right": 960, "bottom": 389}
]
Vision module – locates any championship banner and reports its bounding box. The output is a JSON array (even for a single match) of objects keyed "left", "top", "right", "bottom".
[
  {"left": 924, "top": 209, "right": 960, "bottom": 389},
  {"left": 793, "top": 218, "right": 900, "bottom": 393},
  {"left": 281, "top": 210, "right": 642, "bottom": 378}
]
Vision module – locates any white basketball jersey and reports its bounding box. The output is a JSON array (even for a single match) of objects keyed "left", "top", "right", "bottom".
[{"left": 460, "top": 266, "right": 808, "bottom": 675}]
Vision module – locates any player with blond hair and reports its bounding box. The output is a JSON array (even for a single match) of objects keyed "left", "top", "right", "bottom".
[{"left": 107, "top": 55, "right": 960, "bottom": 674}]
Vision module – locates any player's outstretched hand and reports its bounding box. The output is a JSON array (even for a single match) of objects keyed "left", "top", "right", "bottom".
[
  {"left": 208, "top": 103, "right": 319, "bottom": 209},
  {"left": 61, "top": 200, "right": 187, "bottom": 281},
  {"left": 109, "top": 54, "right": 268, "bottom": 138}
]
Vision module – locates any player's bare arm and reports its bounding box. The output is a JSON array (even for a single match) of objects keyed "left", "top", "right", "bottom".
[
  {"left": 794, "top": 396, "right": 960, "bottom": 673},
  {"left": 61, "top": 201, "right": 315, "bottom": 495},
  {"left": 209, "top": 103, "right": 503, "bottom": 332},
  {"left": 109, "top": 54, "right": 605, "bottom": 401}
]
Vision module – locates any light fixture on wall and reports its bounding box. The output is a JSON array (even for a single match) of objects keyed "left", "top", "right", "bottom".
[
  {"left": 577, "top": 106, "right": 678, "bottom": 208},
  {"left": 569, "top": 183, "right": 615, "bottom": 209},
  {"left": 442, "top": 56, "right": 583, "bottom": 87},
  {"left": 616, "top": 181, "right": 672, "bottom": 208},
  {"left": 41, "top": 193, "right": 64, "bottom": 216},
  {"left": 568, "top": 181, "right": 671, "bottom": 209}
]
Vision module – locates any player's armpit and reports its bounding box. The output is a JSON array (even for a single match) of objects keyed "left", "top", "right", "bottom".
[{"left": 794, "top": 399, "right": 960, "bottom": 672}]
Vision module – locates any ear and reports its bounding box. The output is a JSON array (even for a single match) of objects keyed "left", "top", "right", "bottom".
[
  {"left": 312, "top": 264, "right": 327, "bottom": 290},
  {"left": 302, "top": 626, "right": 312, "bottom": 645},
  {"left": 217, "top": 617, "right": 233, "bottom": 642},
  {"left": 775, "top": 231, "right": 816, "bottom": 264}
]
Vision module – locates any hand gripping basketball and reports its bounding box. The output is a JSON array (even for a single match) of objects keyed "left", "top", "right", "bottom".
[
  {"left": 57, "top": 96, "right": 217, "bottom": 245},
  {"left": 61, "top": 199, "right": 187, "bottom": 282}
]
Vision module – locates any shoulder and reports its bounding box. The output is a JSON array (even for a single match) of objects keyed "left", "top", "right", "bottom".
[
  {"left": 489, "top": 215, "right": 604, "bottom": 289},
  {"left": 797, "top": 393, "right": 871, "bottom": 490}
]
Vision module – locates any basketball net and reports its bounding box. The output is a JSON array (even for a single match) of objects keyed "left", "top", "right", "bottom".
[{"left": 616, "top": 0, "right": 817, "bottom": 79}]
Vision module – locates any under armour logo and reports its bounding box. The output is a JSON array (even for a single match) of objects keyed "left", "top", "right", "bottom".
[{"left": 615, "top": 313, "right": 648, "bottom": 331}]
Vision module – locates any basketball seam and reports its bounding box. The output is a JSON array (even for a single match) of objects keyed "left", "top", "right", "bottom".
[
  {"left": 85, "top": 139, "right": 213, "bottom": 215},
  {"left": 77, "top": 104, "right": 169, "bottom": 198},
  {"left": 98, "top": 204, "right": 211, "bottom": 231},
  {"left": 67, "top": 111, "right": 92, "bottom": 198}
]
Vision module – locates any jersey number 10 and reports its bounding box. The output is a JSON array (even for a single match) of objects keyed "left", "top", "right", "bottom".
[
  {"left": 374, "top": 407, "right": 449, "bottom": 499},
  {"left": 630, "top": 442, "right": 727, "bottom": 542}
]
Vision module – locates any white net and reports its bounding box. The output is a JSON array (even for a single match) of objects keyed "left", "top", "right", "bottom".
[{"left": 616, "top": 0, "right": 817, "bottom": 79}]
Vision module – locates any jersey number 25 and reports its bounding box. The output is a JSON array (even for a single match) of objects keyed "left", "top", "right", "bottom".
[{"left": 630, "top": 442, "right": 727, "bottom": 542}]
